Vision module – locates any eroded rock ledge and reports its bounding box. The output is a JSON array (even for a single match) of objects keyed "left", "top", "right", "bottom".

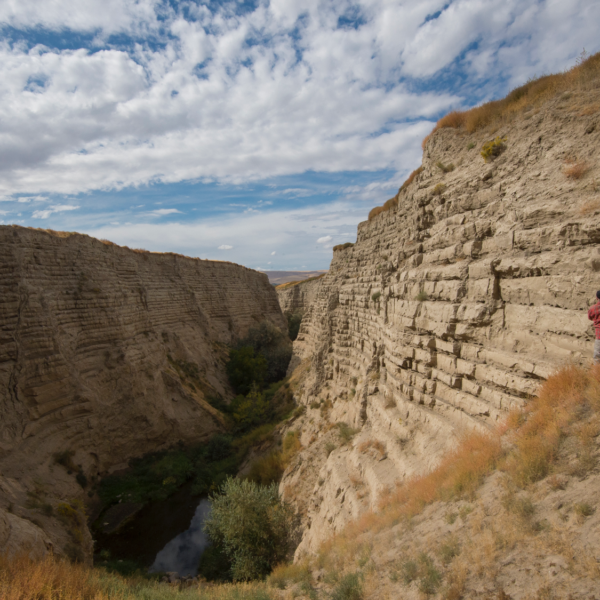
[
  {"left": 281, "top": 90, "right": 600, "bottom": 557},
  {"left": 0, "top": 226, "right": 285, "bottom": 560}
]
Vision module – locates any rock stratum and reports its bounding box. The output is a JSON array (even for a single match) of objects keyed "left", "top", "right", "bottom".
[
  {"left": 0, "top": 226, "right": 285, "bottom": 560},
  {"left": 280, "top": 87, "right": 600, "bottom": 557}
]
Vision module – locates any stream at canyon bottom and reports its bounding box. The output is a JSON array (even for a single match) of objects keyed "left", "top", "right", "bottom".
[{"left": 95, "top": 483, "right": 212, "bottom": 577}]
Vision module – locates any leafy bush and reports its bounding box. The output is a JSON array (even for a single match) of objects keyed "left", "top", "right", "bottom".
[
  {"left": 231, "top": 386, "right": 270, "bottom": 430},
  {"left": 204, "top": 478, "right": 295, "bottom": 581},
  {"left": 436, "top": 161, "right": 455, "bottom": 173},
  {"left": 286, "top": 310, "right": 304, "bottom": 341},
  {"left": 371, "top": 292, "right": 381, "bottom": 302},
  {"left": 330, "top": 572, "right": 363, "bottom": 600},
  {"left": 227, "top": 346, "right": 268, "bottom": 395},
  {"left": 337, "top": 422, "right": 359, "bottom": 444},
  {"left": 416, "top": 291, "right": 428, "bottom": 301},
  {"left": 206, "top": 435, "right": 234, "bottom": 462},
  {"left": 432, "top": 183, "right": 446, "bottom": 196},
  {"left": 233, "top": 322, "right": 292, "bottom": 386},
  {"left": 480, "top": 136, "right": 507, "bottom": 162}
]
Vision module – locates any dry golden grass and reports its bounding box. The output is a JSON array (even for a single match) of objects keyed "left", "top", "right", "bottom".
[
  {"left": 399, "top": 166, "right": 424, "bottom": 193},
  {"left": 318, "top": 364, "right": 600, "bottom": 571},
  {"left": 564, "top": 161, "right": 589, "bottom": 180},
  {"left": 367, "top": 205, "right": 386, "bottom": 221},
  {"left": 422, "top": 51, "right": 600, "bottom": 149},
  {"left": 358, "top": 439, "right": 386, "bottom": 458},
  {"left": 579, "top": 199, "right": 600, "bottom": 215},
  {"left": 247, "top": 430, "right": 303, "bottom": 485}
]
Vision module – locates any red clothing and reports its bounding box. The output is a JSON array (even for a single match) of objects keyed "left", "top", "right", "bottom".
[{"left": 588, "top": 301, "right": 600, "bottom": 340}]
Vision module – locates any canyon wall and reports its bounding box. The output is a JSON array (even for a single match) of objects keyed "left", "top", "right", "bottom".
[
  {"left": 276, "top": 277, "right": 324, "bottom": 314},
  {"left": 0, "top": 226, "right": 285, "bottom": 559},
  {"left": 281, "top": 89, "right": 600, "bottom": 557}
]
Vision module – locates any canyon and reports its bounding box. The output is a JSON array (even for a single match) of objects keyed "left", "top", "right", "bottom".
[
  {"left": 1, "top": 59, "right": 600, "bottom": 600},
  {"left": 0, "top": 227, "right": 285, "bottom": 561}
]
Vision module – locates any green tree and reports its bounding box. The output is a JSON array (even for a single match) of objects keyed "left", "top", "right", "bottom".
[
  {"left": 204, "top": 478, "right": 295, "bottom": 581},
  {"left": 230, "top": 385, "right": 269, "bottom": 430},
  {"left": 226, "top": 346, "right": 267, "bottom": 394}
]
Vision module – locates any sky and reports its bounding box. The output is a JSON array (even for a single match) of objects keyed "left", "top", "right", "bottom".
[{"left": 1, "top": 1, "right": 599, "bottom": 271}]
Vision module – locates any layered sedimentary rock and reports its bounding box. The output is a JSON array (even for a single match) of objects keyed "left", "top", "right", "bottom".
[
  {"left": 282, "top": 90, "right": 600, "bottom": 556},
  {"left": 276, "top": 277, "right": 324, "bottom": 314},
  {"left": 0, "top": 226, "right": 285, "bottom": 559}
]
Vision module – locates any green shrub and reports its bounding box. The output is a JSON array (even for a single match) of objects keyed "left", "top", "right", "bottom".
[
  {"left": 435, "top": 161, "right": 455, "bottom": 173},
  {"left": 574, "top": 502, "right": 595, "bottom": 518},
  {"left": 235, "top": 322, "right": 292, "bottom": 385},
  {"left": 227, "top": 347, "right": 268, "bottom": 395},
  {"left": 467, "top": 142, "right": 475, "bottom": 150},
  {"left": 286, "top": 310, "right": 304, "bottom": 341},
  {"left": 206, "top": 435, "right": 234, "bottom": 462},
  {"left": 401, "top": 559, "right": 418, "bottom": 584},
  {"left": 204, "top": 478, "right": 295, "bottom": 581},
  {"left": 481, "top": 136, "right": 507, "bottom": 162},
  {"left": 337, "top": 422, "right": 359, "bottom": 444},
  {"left": 416, "top": 291, "right": 428, "bottom": 301},
  {"left": 330, "top": 572, "right": 363, "bottom": 600},
  {"left": 432, "top": 183, "right": 446, "bottom": 196},
  {"left": 231, "top": 386, "right": 270, "bottom": 430},
  {"left": 371, "top": 292, "right": 381, "bottom": 302},
  {"left": 417, "top": 553, "right": 442, "bottom": 595}
]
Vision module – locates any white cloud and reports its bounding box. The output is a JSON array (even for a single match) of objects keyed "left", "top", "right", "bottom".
[
  {"left": 0, "top": 0, "right": 596, "bottom": 206},
  {"left": 149, "top": 208, "right": 182, "bottom": 216},
  {"left": 83, "top": 200, "right": 363, "bottom": 270},
  {"left": 32, "top": 204, "right": 79, "bottom": 219},
  {"left": 317, "top": 235, "right": 332, "bottom": 244},
  {"left": 271, "top": 251, "right": 276, "bottom": 255}
]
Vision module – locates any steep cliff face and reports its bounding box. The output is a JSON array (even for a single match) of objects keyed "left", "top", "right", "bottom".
[
  {"left": 276, "top": 277, "right": 324, "bottom": 314},
  {"left": 282, "top": 88, "right": 600, "bottom": 556},
  {"left": 0, "top": 226, "right": 286, "bottom": 559}
]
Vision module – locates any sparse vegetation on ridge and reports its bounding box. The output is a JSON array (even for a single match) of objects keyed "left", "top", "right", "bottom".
[
  {"left": 365, "top": 51, "right": 600, "bottom": 223},
  {"left": 421, "top": 50, "right": 600, "bottom": 148}
]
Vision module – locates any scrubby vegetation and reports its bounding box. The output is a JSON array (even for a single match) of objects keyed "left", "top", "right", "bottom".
[
  {"left": 332, "top": 242, "right": 354, "bottom": 252},
  {"left": 480, "top": 136, "right": 507, "bottom": 162},
  {"left": 422, "top": 50, "right": 600, "bottom": 148},
  {"left": 204, "top": 478, "right": 296, "bottom": 582},
  {"left": 366, "top": 51, "right": 600, "bottom": 224},
  {"left": 3, "top": 365, "right": 600, "bottom": 597},
  {"left": 285, "top": 309, "right": 304, "bottom": 341}
]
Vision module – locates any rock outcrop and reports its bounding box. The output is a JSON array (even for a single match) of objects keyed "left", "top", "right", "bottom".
[
  {"left": 281, "top": 87, "right": 600, "bottom": 556},
  {"left": 276, "top": 276, "right": 324, "bottom": 314},
  {"left": 0, "top": 226, "right": 285, "bottom": 560}
]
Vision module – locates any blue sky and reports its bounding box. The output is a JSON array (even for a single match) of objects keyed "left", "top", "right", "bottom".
[{"left": 1, "top": 0, "right": 599, "bottom": 270}]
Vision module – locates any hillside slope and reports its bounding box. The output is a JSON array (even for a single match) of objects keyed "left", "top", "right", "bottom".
[
  {"left": 281, "top": 62, "right": 600, "bottom": 558},
  {"left": 0, "top": 226, "right": 286, "bottom": 561}
]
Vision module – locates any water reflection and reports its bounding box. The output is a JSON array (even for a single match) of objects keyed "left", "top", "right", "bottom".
[{"left": 149, "top": 498, "right": 212, "bottom": 577}]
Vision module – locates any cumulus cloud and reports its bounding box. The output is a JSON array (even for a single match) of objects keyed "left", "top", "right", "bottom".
[
  {"left": 149, "top": 208, "right": 182, "bottom": 216},
  {"left": 271, "top": 251, "right": 276, "bottom": 255},
  {"left": 32, "top": 204, "right": 79, "bottom": 219},
  {"left": 83, "top": 200, "right": 362, "bottom": 270},
  {"left": 317, "top": 235, "right": 332, "bottom": 244},
  {"left": 5, "top": 1, "right": 597, "bottom": 197}
]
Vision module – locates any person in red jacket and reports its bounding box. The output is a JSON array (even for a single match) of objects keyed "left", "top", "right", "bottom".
[{"left": 588, "top": 291, "right": 600, "bottom": 364}]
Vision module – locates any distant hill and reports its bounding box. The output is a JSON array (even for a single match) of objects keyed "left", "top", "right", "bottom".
[{"left": 262, "top": 270, "right": 327, "bottom": 286}]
